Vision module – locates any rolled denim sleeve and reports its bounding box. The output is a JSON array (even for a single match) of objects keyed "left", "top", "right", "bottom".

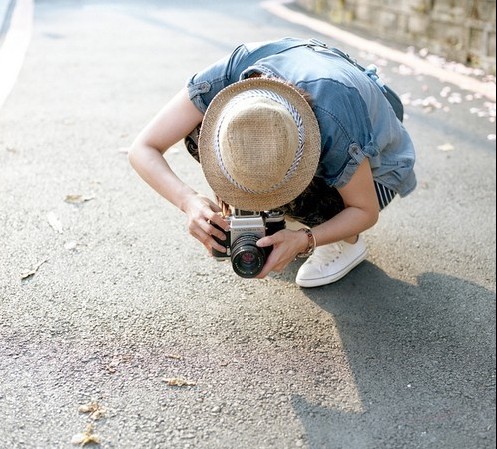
[
  {"left": 307, "top": 80, "right": 379, "bottom": 187},
  {"left": 187, "top": 44, "right": 249, "bottom": 113}
]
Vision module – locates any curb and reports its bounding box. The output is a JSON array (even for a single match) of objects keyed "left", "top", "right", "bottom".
[{"left": 262, "top": 0, "right": 496, "bottom": 101}]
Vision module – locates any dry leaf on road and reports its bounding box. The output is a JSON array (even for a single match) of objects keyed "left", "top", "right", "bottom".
[
  {"left": 64, "top": 241, "right": 79, "bottom": 251},
  {"left": 20, "top": 259, "right": 48, "bottom": 280},
  {"left": 437, "top": 143, "right": 455, "bottom": 152},
  {"left": 47, "top": 212, "right": 63, "bottom": 233},
  {"left": 71, "top": 423, "right": 100, "bottom": 446},
  {"left": 78, "top": 401, "right": 106, "bottom": 420},
  {"left": 64, "top": 194, "right": 95, "bottom": 205},
  {"left": 163, "top": 377, "right": 197, "bottom": 387}
]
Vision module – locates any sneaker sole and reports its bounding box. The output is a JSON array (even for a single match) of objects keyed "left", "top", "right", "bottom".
[{"left": 296, "top": 249, "right": 368, "bottom": 288}]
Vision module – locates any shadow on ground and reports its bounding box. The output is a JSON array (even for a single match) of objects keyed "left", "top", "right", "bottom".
[{"left": 290, "top": 263, "right": 496, "bottom": 448}]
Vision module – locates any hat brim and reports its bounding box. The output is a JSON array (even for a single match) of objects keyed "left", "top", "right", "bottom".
[{"left": 198, "top": 78, "right": 321, "bottom": 211}]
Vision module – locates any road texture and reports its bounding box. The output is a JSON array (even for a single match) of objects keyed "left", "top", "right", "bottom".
[{"left": 0, "top": 1, "right": 495, "bottom": 448}]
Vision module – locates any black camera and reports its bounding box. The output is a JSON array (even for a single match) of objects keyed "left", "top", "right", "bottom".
[{"left": 212, "top": 209, "right": 286, "bottom": 278}]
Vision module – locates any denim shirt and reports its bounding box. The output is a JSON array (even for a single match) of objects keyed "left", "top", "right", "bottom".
[{"left": 187, "top": 38, "right": 417, "bottom": 197}]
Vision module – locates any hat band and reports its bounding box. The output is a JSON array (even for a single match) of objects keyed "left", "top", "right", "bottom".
[{"left": 214, "top": 89, "right": 305, "bottom": 195}]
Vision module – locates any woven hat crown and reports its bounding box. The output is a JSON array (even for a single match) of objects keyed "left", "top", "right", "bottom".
[
  {"left": 219, "top": 96, "right": 299, "bottom": 192},
  {"left": 199, "top": 78, "right": 321, "bottom": 211}
]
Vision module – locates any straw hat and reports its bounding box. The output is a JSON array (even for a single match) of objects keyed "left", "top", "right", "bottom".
[{"left": 198, "top": 77, "right": 321, "bottom": 211}]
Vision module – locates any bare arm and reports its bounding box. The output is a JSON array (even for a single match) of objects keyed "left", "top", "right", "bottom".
[
  {"left": 129, "top": 88, "right": 203, "bottom": 210},
  {"left": 128, "top": 88, "right": 229, "bottom": 253},
  {"left": 312, "top": 158, "right": 379, "bottom": 246},
  {"left": 256, "top": 158, "right": 379, "bottom": 277}
]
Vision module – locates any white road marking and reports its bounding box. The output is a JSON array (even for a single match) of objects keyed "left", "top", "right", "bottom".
[{"left": 0, "top": 0, "right": 34, "bottom": 110}]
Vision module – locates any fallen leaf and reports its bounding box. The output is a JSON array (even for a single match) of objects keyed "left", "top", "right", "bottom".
[
  {"left": 412, "top": 96, "right": 443, "bottom": 112},
  {"left": 104, "top": 353, "right": 133, "bottom": 373},
  {"left": 21, "top": 260, "right": 48, "bottom": 280},
  {"left": 437, "top": 143, "right": 455, "bottom": 152},
  {"left": 419, "top": 48, "right": 429, "bottom": 58},
  {"left": 448, "top": 93, "right": 462, "bottom": 104},
  {"left": 64, "top": 194, "right": 95, "bottom": 204},
  {"left": 71, "top": 423, "right": 100, "bottom": 446},
  {"left": 440, "top": 86, "right": 451, "bottom": 98},
  {"left": 64, "top": 241, "right": 79, "bottom": 251},
  {"left": 47, "top": 212, "right": 63, "bottom": 233},
  {"left": 397, "top": 64, "right": 413, "bottom": 76},
  {"left": 78, "top": 401, "right": 106, "bottom": 420},
  {"left": 163, "top": 377, "right": 197, "bottom": 387},
  {"left": 400, "top": 93, "right": 412, "bottom": 105}
]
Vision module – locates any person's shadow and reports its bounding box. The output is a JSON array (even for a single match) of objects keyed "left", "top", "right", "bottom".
[{"left": 282, "top": 261, "right": 496, "bottom": 449}]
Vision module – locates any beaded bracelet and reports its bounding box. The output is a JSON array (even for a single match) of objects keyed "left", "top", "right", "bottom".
[{"left": 296, "top": 228, "right": 316, "bottom": 258}]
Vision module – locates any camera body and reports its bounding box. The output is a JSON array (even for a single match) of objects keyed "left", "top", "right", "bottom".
[{"left": 212, "top": 209, "right": 286, "bottom": 278}]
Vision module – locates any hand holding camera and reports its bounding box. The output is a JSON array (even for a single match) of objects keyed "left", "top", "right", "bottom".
[{"left": 211, "top": 209, "right": 286, "bottom": 278}]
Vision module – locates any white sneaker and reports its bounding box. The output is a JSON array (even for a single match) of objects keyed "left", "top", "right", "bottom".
[{"left": 295, "top": 235, "right": 368, "bottom": 288}]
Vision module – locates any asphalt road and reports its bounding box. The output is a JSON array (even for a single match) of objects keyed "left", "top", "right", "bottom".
[{"left": 0, "top": 1, "right": 495, "bottom": 448}]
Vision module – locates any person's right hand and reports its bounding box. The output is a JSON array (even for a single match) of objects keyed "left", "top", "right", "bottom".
[{"left": 182, "top": 193, "right": 230, "bottom": 255}]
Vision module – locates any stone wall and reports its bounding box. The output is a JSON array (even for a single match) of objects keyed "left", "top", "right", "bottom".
[{"left": 295, "top": 0, "right": 496, "bottom": 73}]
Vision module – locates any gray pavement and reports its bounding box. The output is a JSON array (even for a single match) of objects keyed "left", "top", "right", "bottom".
[{"left": 0, "top": 1, "right": 495, "bottom": 448}]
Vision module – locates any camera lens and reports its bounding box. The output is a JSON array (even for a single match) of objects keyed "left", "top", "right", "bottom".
[{"left": 231, "top": 234, "right": 266, "bottom": 278}]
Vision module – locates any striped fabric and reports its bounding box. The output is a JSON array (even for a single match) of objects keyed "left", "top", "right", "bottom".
[{"left": 374, "top": 182, "right": 397, "bottom": 210}]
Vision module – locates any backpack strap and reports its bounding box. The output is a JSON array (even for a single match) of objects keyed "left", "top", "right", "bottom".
[
  {"left": 328, "top": 48, "right": 404, "bottom": 121},
  {"left": 230, "top": 38, "right": 404, "bottom": 122},
  {"left": 230, "top": 38, "right": 325, "bottom": 82}
]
